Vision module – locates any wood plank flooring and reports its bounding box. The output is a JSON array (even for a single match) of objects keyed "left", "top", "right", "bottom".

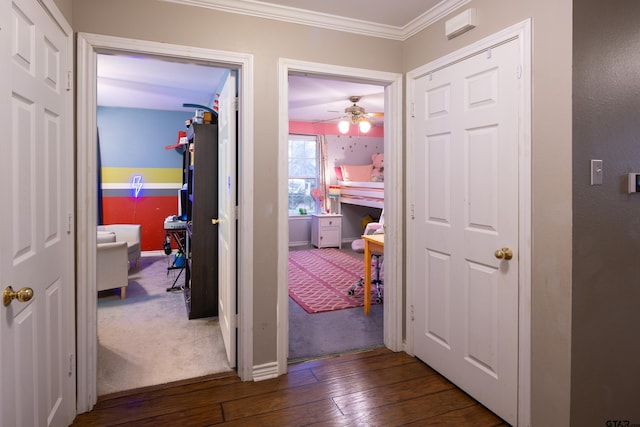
[{"left": 72, "top": 348, "right": 508, "bottom": 426}]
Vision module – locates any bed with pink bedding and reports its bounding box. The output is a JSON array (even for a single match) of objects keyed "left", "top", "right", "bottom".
[{"left": 335, "top": 164, "right": 384, "bottom": 209}]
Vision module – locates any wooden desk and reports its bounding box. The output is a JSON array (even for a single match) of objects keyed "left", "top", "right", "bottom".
[{"left": 362, "top": 233, "right": 384, "bottom": 315}]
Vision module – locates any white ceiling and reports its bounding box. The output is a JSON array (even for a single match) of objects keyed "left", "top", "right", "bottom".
[
  {"left": 97, "top": 54, "right": 229, "bottom": 113},
  {"left": 97, "top": 54, "right": 385, "bottom": 123},
  {"left": 98, "top": 0, "right": 465, "bottom": 122}
]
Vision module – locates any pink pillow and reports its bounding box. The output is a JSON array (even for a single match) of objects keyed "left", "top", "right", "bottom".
[
  {"left": 341, "top": 164, "right": 373, "bottom": 182},
  {"left": 334, "top": 166, "right": 344, "bottom": 181}
]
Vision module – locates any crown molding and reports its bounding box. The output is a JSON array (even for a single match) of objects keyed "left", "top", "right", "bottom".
[
  {"left": 161, "top": 0, "right": 471, "bottom": 41},
  {"left": 403, "top": 0, "right": 471, "bottom": 39}
]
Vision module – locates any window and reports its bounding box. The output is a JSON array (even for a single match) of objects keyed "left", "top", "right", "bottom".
[{"left": 288, "top": 134, "right": 318, "bottom": 214}]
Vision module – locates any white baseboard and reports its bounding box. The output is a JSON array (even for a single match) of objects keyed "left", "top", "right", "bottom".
[
  {"left": 252, "top": 361, "right": 279, "bottom": 381},
  {"left": 288, "top": 241, "right": 310, "bottom": 247}
]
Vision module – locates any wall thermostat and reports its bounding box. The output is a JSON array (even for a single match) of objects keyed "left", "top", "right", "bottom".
[{"left": 628, "top": 173, "right": 640, "bottom": 193}]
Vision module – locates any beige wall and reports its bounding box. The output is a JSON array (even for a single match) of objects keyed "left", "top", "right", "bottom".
[
  {"left": 404, "top": 1, "right": 572, "bottom": 426},
  {"left": 72, "top": 0, "right": 403, "bottom": 369},
  {"left": 52, "top": 0, "right": 72, "bottom": 24},
  {"left": 71, "top": 0, "right": 574, "bottom": 424}
]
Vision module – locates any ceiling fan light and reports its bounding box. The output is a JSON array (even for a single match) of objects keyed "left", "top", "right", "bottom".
[
  {"left": 359, "top": 119, "right": 372, "bottom": 133},
  {"left": 338, "top": 120, "right": 350, "bottom": 134}
]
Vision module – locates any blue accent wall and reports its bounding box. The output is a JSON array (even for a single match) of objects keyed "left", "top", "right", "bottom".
[{"left": 97, "top": 106, "right": 191, "bottom": 168}]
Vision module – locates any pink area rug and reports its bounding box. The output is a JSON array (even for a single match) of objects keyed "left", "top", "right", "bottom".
[{"left": 288, "top": 248, "right": 382, "bottom": 314}]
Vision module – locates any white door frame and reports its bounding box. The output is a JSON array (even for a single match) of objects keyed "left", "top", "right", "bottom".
[
  {"left": 75, "top": 33, "right": 254, "bottom": 412},
  {"left": 276, "top": 59, "right": 404, "bottom": 375},
  {"left": 405, "top": 19, "right": 532, "bottom": 426}
]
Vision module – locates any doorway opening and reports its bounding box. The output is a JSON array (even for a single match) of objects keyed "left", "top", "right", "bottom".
[
  {"left": 286, "top": 77, "right": 386, "bottom": 362},
  {"left": 76, "top": 33, "right": 254, "bottom": 413},
  {"left": 276, "top": 59, "right": 403, "bottom": 374},
  {"left": 95, "top": 53, "right": 234, "bottom": 395}
]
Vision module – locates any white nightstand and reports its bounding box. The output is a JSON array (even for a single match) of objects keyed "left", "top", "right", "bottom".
[{"left": 311, "top": 214, "right": 342, "bottom": 248}]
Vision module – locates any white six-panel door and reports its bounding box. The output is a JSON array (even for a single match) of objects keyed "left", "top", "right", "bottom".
[
  {"left": 411, "top": 38, "right": 520, "bottom": 424},
  {"left": 0, "top": 0, "right": 75, "bottom": 425},
  {"left": 218, "top": 71, "right": 237, "bottom": 368}
]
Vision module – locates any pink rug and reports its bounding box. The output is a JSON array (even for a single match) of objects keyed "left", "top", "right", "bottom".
[{"left": 288, "top": 248, "right": 382, "bottom": 314}]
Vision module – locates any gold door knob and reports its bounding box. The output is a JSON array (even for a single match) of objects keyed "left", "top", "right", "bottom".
[
  {"left": 494, "top": 248, "right": 513, "bottom": 260},
  {"left": 3, "top": 286, "right": 34, "bottom": 307},
  {"left": 211, "top": 219, "right": 220, "bottom": 225}
]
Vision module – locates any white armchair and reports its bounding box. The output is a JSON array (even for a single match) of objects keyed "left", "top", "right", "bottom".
[
  {"left": 97, "top": 224, "right": 141, "bottom": 268},
  {"left": 97, "top": 237, "right": 129, "bottom": 299}
]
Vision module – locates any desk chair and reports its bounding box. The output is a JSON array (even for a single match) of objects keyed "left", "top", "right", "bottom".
[{"left": 348, "top": 213, "right": 384, "bottom": 304}]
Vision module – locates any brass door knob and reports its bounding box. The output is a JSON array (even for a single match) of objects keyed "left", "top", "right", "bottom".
[
  {"left": 211, "top": 219, "right": 221, "bottom": 225},
  {"left": 494, "top": 248, "right": 513, "bottom": 260},
  {"left": 3, "top": 286, "right": 34, "bottom": 307}
]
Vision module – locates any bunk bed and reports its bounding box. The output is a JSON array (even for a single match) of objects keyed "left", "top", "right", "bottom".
[
  {"left": 338, "top": 180, "right": 384, "bottom": 209},
  {"left": 335, "top": 162, "right": 384, "bottom": 209}
]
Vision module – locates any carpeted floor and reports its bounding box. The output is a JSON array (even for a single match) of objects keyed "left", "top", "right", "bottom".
[
  {"left": 287, "top": 245, "right": 384, "bottom": 362},
  {"left": 288, "top": 295, "right": 383, "bottom": 362},
  {"left": 97, "top": 248, "right": 384, "bottom": 393},
  {"left": 97, "top": 252, "right": 231, "bottom": 396},
  {"left": 288, "top": 248, "right": 382, "bottom": 313}
]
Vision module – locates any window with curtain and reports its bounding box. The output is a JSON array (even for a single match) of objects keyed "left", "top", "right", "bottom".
[{"left": 288, "top": 134, "right": 319, "bottom": 215}]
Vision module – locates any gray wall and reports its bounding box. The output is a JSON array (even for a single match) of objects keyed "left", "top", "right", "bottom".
[{"left": 572, "top": 1, "right": 640, "bottom": 423}]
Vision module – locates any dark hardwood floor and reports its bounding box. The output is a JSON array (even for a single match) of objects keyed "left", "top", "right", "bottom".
[{"left": 72, "top": 348, "right": 508, "bottom": 426}]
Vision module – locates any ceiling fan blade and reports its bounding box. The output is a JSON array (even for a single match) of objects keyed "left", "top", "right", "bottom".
[{"left": 313, "top": 115, "right": 346, "bottom": 124}]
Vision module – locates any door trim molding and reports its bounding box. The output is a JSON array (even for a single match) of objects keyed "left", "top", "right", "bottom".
[
  {"left": 75, "top": 33, "right": 254, "bottom": 412},
  {"left": 276, "top": 59, "right": 403, "bottom": 375},
  {"left": 405, "top": 19, "right": 532, "bottom": 426}
]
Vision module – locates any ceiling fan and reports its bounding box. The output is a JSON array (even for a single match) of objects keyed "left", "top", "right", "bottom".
[{"left": 336, "top": 96, "right": 383, "bottom": 134}]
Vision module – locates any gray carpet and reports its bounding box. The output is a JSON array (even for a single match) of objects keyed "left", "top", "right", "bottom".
[
  {"left": 288, "top": 244, "right": 384, "bottom": 362},
  {"left": 97, "top": 252, "right": 231, "bottom": 396},
  {"left": 288, "top": 296, "right": 384, "bottom": 362},
  {"left": 97, "top": 249, "right": 384, "bottom": 394}
]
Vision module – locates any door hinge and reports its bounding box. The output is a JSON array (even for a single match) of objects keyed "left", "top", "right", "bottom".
[
  {"left": 410, "top": 102, "right": 415, "bottom": 118},
  {"left": 410, "top": 204, "right": 415, "bottom": 220},
  {"left": 234, "top": 97, "right": 239, "bottom": 111},
  {"left": 234, "top": 206, "right": 239, "bottom": 220},
  {"left": 517, "top": 64, "right": 523, "bottom": 79},
  {"left": 67, "top": 213, "right": 73, "bottom": 234},
  {"left": 410, "top": 305, "right": 415, "bottom": 322},
  {"left": 66, "top": 71, "right": 72, "bottom": 92},
  {"left": 68, "top": 353, "right": 75, "bottom": 376},
  {"left": 233, "top": 313, "right": 238, "bottom": 328}
]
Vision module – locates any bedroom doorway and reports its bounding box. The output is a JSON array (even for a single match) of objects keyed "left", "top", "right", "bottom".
[
  {"left": 277, "top": 59, "right": 403, "bottom": 374},
  {"left": 286, "top": 84, "right": 386, "bottom": 361},
  {"left": 93, "top": 53, "right": 236, "bottom": 395},
  {"left": 76, "top": 33, "right": 254, "bottom": 412}
]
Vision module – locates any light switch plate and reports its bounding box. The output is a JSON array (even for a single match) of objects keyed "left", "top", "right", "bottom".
[{"left": 591, "top": 159, "right": 603, "bottom": 185}]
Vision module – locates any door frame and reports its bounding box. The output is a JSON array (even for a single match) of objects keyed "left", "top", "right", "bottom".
[
  {"left": 405, "top": 19, "right": 531, "bottom": 426},
  {"left": 276, "top": 59, "right": 404, "bottom": 375},
  {"left": 75, "top": 33, "right": 254, "bottom": 412}
]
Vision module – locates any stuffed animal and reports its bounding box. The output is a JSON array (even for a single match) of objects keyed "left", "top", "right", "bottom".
[{"left": 371, "top": 152, "right": 384, "bottom": 182}]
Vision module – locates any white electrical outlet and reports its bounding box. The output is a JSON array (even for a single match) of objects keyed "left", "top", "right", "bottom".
[{"left": 591, "top": 160, "right": 603, "bottom": 185}]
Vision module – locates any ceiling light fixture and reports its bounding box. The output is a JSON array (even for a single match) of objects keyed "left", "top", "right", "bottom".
[
  {"left": 337, "top": 96, "right": 374, "bottom": 134},
  {"left": 338, "top": 120, "right": 350, "bottom": 134},
  {"left": 358, "top": 119, "right": 372, "bottom": 133}
]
